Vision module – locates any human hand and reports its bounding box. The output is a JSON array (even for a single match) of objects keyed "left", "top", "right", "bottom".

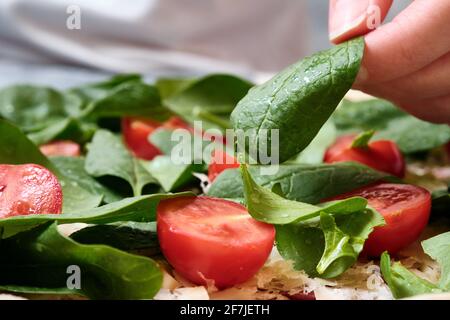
[{"left": 329, "top": 0, "right": 450, "bottom": 124}]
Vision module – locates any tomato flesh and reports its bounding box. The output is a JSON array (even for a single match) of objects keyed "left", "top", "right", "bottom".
[
  {"left": 39, "top": 140, "right": 81, "bottom": 157},
  {"left": 208, "top": 149, "right": 240, "bottom": 182},
  {"left": 0, "top": 164, "right": 63, "bottom": 218},
  {"left": 157, "top": 196, "right": 275, "bottom": 289},
  {"left": 122, "top": 117, "right": 163, "bottom": 160},
  {"left": 324, "top": 134, "right": 405, "bottom": 177},
  {"left": 330, "top": 183, "right": 431, "bottom": 257}
]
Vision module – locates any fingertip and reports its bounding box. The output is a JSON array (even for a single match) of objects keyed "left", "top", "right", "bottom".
[{"left": 329, "top": 0, "right": 393, "bottom": 44}]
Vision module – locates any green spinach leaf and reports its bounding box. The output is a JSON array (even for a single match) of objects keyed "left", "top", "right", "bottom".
[
  {"left": 85, "top": 130, "right": 158, "bottom": 196},
  {"left": 208, "top": 162, "right": 390, "bottom": 203},
  {"left": 231, "top": 37, "right": 364, "bottom": 163},
  {"left": 142, "top": 155, "right": 204, "bottom": 192},
  {"left": 0, "top": 192, "right": 191, "bottom": 239},
  {"left": 51, "top": 156, "right": 122, "bottom": 204},
  {"left": 71, "top": 221, "right": 159, "bottom": 252},
  {"left": 333, "top": 99, "right": 450, "bottom": 153},
  {"left": 0, "top": 222, "right": 162, "bottom": 299}
]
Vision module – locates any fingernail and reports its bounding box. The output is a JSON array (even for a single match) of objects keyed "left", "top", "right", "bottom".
[{"left": 329, "top": 0, "right": 370, "bottom": 43}]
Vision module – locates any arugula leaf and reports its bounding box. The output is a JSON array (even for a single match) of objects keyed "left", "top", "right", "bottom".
[
  {"left": 231, "top": 37, "right": 364, "bottom": 163},
  {"left": 422, "top": 232, "right": 450, "bottom": 290},
  {"left": 241, "top": 164, "right": 368, "bottom": 224},
  {"left": 334, "top": 99, "right": 450, "bottom": 153},
  {"left": 380, "top": 252, "right": 443, "bottom": 299},
  {"left": 318, "top": 209, "right": 384, "bottom": 278},
  {"left": 208, "top": 162, "right": 391, "bottom": 203},
  {"left": 0, "top": 192, "right": 191, "bottom": 239},
  {"left": 276, "top": 224, "right": 324, "bottom": 276},
  {"left": 0, "top": 222, "right": 162, "bottom": 299},
  {"left": 142, "top": 155, "right": 204, "bottom": 192},
  {"left": 71, "top": 221, "right": 159, "bottom": 252},
  {"left": 241, "top": 164, "right": 383, "bottom": 278},
  {"left": 0, "top": 120, "right": 102, "bottom": 212},
  {"left": 276, "top": 209, "right": 384, "bottom": 278},
  {"left": 85, "top": 130, "right": 158, "bottom": 196},
  {"left": 51, "top": 156, "right": 122, "bottom": 204}
]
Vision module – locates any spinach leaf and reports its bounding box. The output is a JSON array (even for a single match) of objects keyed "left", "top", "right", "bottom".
[
  {"left": 208, "top": 162, "right": 390, "bottom": 203},
  {"left": 288, "top": 119, "right": 336, "bottom": 164},
  {"left": 422, "top": 232, "right": 450, "bottom": 290},
  {"left": 155, "top": 77, "right": 196, "bottom": 99},
  {"left": 80, "top": 81, "right": 167, "bottom": 120},
  {"left": 231, "top": 37, "right": 364, "bottom": 163},
  {"left": 0, "top": 85, "right": 81, "bottom": 131},
  {"left": 165, "top": 74, "right": 252, "bottom": 116},
  {"left": 150, "top": 127, "right": 223, "bottom": 165},
  {"left": 51, "top": 156, "right": 123, "bottom": 204},
  {"left": 0, "top": 120, "right": 102, "bottom": 212},
  {"left": 380, "top": 252, "right": 443, "bottom": 299},
  {"left": 0, "top": 222, "right": 162, "bottom": 299},
  {"left": 0, "top": 193, "right": 191, "bottom": 239},
  {"left": 71, "top": 221, "right": 159, "bottom": 252},
  {"left": 27, "top": 117, "right": 97, "bottom": 146},
  {"left": 85, "top": 130, "right": 158, "bottom": 196},
  {"left": 241, "top": 164, "right": 368, "bottom": 224},
  {"left": 69, "top": 74, "right": 142, "bottom": 102},
  {"left": 142, "top": 155, "right": 204, "bottom": 192},
  {"left": 333, "top": 99, "right": 450, "bottom": 153}
]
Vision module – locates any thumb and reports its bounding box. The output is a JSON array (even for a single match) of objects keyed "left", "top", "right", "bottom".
[{"left": 329, "top": 0, "right": 393, "bottom": 44}]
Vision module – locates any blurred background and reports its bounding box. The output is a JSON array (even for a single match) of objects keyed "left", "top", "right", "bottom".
[{"left": 0, "top": 0, "right": 410, "bottom": 88}]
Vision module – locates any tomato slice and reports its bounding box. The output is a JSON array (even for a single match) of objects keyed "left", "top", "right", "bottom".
[
  {"left": 157, "top": 196, "right": 275, "bottom": 289},
  {"left": 329, "top": 183, "right": 431, "bottom": 257},
  {"left": 39, "top": 140, "right": 81, "bottom": 157},
  {"left": 122, "top": 117, "right": 163, "bottom": 160},
  {"left": 0, "top": 164, "right": 63, "bottom": 218},
  {"left": 208, "top": 149, "right": 240, "bottom": 182},
  {"left": 324, "top": 134, "right": 405, "bottom": 177}
]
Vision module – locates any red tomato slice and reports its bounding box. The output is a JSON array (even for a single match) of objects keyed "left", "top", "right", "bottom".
[
  {"left": 162, "top": 116, "right": 193, "bottom": 132},
  {"left": 39, "top": 140, "right": 81, "bottom": 157},
  {"left": 0, "top": 164, "right": 63, "bottom": 218},
  {"left": 157, "top": 196, "right": 275, "bottom": 289},
  {"left": 329, "top": 183, "right": 431, "bottom": 257},
  {"left": 208, "top": 149, "right": 240, "bottom": 182},
  {"left": 122, "top": 117, "right": 163, "bottom": 160},
  {"left": 324, "top": 134, "right": 405, "bottom": 177}
]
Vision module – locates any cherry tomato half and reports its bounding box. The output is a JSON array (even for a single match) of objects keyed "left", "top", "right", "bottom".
[
  {"left": 208, "top": 149, "right": 240, "bottom": 182},
  {"left": 329, "top": 183, "right": 431, "bottom": 257},
  {"left": 157, "top": 196, "right": 275, "bottom": 289},
  {"left": 39, "top": 140, "right": 81, "bottom": 157},
  {"left": 0, "top": 164, "right": 63, "bottom": 218},
  {"left": 122, "top": 117, "right": 163, "bottom": 160},
  {"left": 324, "top": 134, "right": 405, "bottom": 177}
]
